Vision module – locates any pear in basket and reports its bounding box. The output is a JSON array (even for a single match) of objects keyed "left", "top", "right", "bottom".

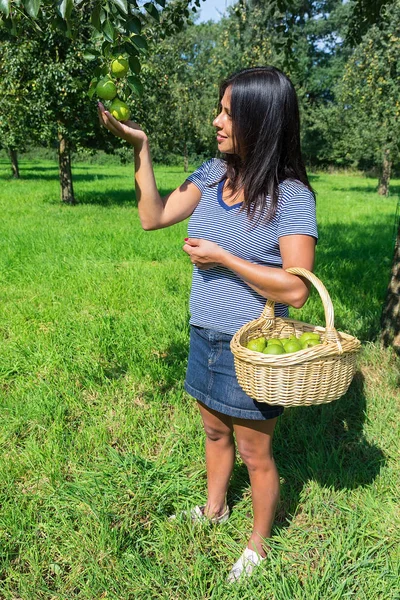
[
  {"left": 247, "top": 337, "right": 266, "bottom": 352},
  {"left": 267, "top": 338, "right": 284, "bottom": 347},
  {"left": 263, "top": 344, "right": 286, "bottom": 355},
  {"left": 283, "top": 339, "right": 303, "bottom": 353}
]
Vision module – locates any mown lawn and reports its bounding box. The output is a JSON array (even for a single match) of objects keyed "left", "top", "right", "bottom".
[{"left": 0, "top": 159, "right": 399, "bottom": 599}]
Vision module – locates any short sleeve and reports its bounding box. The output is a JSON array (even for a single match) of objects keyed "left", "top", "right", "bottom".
[
  {"left": 277, "top": 184, "right": 318, "bottom": 241},
  {"left": 186, "top": 159, "right": 214, "bottom": 194}
]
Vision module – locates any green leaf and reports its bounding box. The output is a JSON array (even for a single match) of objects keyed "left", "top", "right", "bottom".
[
  {"left": 101, "top": 40, "right": 112, "bottom": 57},
  {"left": 131, "top": 34, "right": 148, "bottom": 52},
  {"left": 155, "top": 0, "right": 165, "bottom": 7},
  {"left": 144, "top": 2, "right": 159, "bottom": 22},
  {"left": 0, "top": 0, "right": 10, "bottom": 17},
  {"left": 51, "top": 14, "right": 68, "bottom": 31},
  {"left": 102, "top": 20, "right": 115, "bottom": 42},
  {"left": 91, "top": 4, "right": 101, "bottom": 30},
  {"left": 83, "top": 49, "right": 100, "bottom": 60},
  {"left": 128, "top": 55, "right": 141, "bottom": 74},
  {"left": 94, "top": 64, "right": 109, "bottom": 77},
  {"left": 57, "top": 0, "right": 73, "bottom": 20},
  {"left": 127, "top": 75, "right": 143, "bottom": 97},
  {"left": 111, "top": 0, "right": 127, "bottom": 14},
  {"left": 88, "top": 79, "right": 98, "bottom": 99},
  {"left": 123, "top": 41, "right": 139, "bottom": 56},
  {"left": 22, "top": 0, "right": 41, "bottom": 18},
  {"left": 126, "top": 15, "right": 141, "bottom": 34}
]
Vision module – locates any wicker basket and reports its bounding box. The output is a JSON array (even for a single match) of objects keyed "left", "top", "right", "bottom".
[{"left": 230, "top": 267, "right": 361, "bottom": 407}]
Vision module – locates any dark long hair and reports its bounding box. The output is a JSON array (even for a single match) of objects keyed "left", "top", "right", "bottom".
[{"left": 217, "top": 66, "right": 314, "bottom": 221}]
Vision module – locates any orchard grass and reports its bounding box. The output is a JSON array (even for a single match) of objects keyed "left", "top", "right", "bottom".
[{"left": 0, "top": 159, "right": 399, "bottom": 599}]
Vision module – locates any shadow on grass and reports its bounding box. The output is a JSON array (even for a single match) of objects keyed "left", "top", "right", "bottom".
[
  {"left": 227, "top": 371, "right": 385, "bottom": 528},
  {"left": 315, "top": 219, "right": 395, "bottom": 340},
  {"left": 77, "top": 188, "right": 138, "bottom": 207},
  {"left": 330, "top": 184, "right": 400, "bottom": 196}
]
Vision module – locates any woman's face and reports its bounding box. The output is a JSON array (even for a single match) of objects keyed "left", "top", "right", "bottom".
[{"left": 213, "top": 86, "right": 235, "bottom": 154}]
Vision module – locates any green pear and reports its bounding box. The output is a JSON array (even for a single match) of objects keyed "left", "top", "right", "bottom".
[
  {"left": 110, "top": 55, "right": 129, "bottom": 78},
  {"left": 109, "top": 98, "right": 131, "bottom": 121},
  {"left": 96, "top": 78, "right": 117, "bottom": 101},
  {"left": 263, "top": 345, "right": 286, "bottom": 355},
  {"left": 247, "top": 337, "right": 267, "bottom": 352}
]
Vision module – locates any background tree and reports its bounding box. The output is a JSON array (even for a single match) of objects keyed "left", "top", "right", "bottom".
[
  {"left": 0, "top": 0, "right": 205, "bottom": 200},
  {"left": 130, "top": 20, "right": 222, "bottom": 169},
  {"left": 336, "top": 3, "right": 400, "bottom": 195},
  {"left": 0, "top": 37, "right": 35, "bottom": 178},
  {"left": 0, "top": 7, "right": 120, "bottom": 203}
]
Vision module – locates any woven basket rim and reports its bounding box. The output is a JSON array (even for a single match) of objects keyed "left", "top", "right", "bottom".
[{"left": 230, "top": 315, "right": 361, "bottom": 367}]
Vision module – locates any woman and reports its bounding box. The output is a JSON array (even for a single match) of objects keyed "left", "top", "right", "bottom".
[{"left": 98, "top": 66, "right": 317, "bottom": 582}]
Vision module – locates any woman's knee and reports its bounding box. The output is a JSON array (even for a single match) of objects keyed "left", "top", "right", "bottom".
[
  {"left": 237, "top": 443, "right": 275, "bottom": 472},
  {"left": 203, "top": 423, "right": 234, "bottom": 444},
  {"left": 198, "top": 402, "right": 233, "bottom": 443}
]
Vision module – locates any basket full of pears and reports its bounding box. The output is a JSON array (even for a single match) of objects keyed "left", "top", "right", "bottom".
[{"left": 230, "top": 267, "right": 361, "bottom": 407}]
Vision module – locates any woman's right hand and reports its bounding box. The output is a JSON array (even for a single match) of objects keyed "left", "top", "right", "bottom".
[{"left": 97, "top": 102, "right": 148, "bottom": 150}]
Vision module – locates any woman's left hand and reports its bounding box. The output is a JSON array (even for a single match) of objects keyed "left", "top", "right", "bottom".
[{"left": 183, "top": 238, "right": 227, "bottom": 270}]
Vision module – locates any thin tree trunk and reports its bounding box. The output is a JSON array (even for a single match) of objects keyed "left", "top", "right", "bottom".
[
  {"left": 183, "top": 141, "right": 188, "bottom": 173},
  {"left": 9, "top": 148, "right": 20, "bottom": 179},
  {"left": 377, "top": 147, "right": 391, "bottom": 196},
  {"left": 57, "top": 131, "right": 76, "bottom": 204},
  {"left": 380, "top": 222, "right": 400, "bottom": 353}
]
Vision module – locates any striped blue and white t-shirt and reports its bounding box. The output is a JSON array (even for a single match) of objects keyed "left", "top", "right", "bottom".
[{"left": 186, "top": 158, "right": 318, "bottom": 336}]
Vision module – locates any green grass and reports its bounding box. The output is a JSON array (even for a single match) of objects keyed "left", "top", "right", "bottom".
[{"left": 0, "top": 159, "right": 399, "bottom": 599}]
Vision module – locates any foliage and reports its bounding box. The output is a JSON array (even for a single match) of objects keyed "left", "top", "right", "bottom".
[
  {"left": 0, "top": 6, "right": 121, "bottom": 157},
  {"left": 0, "top": 39, "right": 34, "bottom": 154},
  {"left": 0, "top": 0, "right": 205, "bottom": 85},
  {"left": 336, "top": 1, "right": 400, "bottom": 173},
  {"left": 346, "top": 0, "right": 393, "bottom": 44},
  {"left": 130, "top": 20, "right": 223, "bottom": 166}
]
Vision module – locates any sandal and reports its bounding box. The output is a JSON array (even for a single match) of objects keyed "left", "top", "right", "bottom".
[
  {"left": 227, "top": 547, "right": 265, "bottom": 583},
  {"left": 169, "top": 504, "right": 230, "bottom": 524}
]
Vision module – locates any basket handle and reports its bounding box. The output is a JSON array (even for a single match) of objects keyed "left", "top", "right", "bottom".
[{"left": 260, "top": 267, "right": 341, "bottom": 346}]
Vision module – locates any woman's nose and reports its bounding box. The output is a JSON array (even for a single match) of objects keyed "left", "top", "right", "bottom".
[{"left": 213, "top": 113, "right": 222, "bottom": 128}]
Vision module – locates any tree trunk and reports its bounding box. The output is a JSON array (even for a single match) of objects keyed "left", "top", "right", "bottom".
[
  {"left": 9, "top": 148, "right": 20, "bottom": 179},
  {"left": 377, "top": 147, "right": 391, "bottom": 196},
  {"left": 380, "top": 221, "right": 400, "bottom": 354},
  {"left": 183, "top": 141, "right": 188, "bottom": 173},
  {"left": 58, "top": 131, "right": 76, "bottom": 204}
]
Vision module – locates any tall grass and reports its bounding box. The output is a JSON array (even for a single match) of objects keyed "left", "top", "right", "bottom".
[{"left": 0, "top": 159, "right": 399, "bottom": 599}]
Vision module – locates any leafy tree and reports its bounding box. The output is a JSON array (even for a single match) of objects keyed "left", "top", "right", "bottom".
[
  {"left": 132, "top": 20, "right": 224, "bottom": 169},
  {"left": 0, "top": 38, "right": 35, "bottom": 178},
  {"left": 218, "top": 0, "right": 351, "bottom": 167},
  {"left": 0, "top": 0, "right": 205, "bottom": 199},
  {"left": 336, "top": 3, "right": 399, "bottom": 195},
  {"left": 337, "top": 0, "right": 400, "bottom": 352},
  {"left": 0, "top": 0, "right": 204, "bottom": 78},
  {"left": 346, "top": 0, "right": 392, "bottom": 44},
  {"left": 0, "top": 7, "right": 120, "bottom": 202}
]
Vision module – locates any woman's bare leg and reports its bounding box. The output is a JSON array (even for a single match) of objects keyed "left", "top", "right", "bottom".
[
  {"left": 197, "top": 401, "right": 235, "bottom": 517},
  {"left": 233, "top": 416, "right": 279, "bottom": 556}
]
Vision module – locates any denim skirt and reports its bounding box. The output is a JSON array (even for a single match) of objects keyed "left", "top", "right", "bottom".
[{"left": 184, "top": 325, "right": 284, "bottom": 421}]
